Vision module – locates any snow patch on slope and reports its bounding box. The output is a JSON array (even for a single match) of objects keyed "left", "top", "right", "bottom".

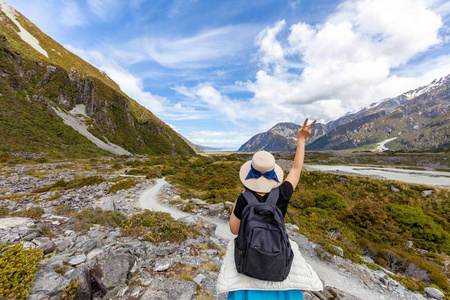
[
  {"left": 0, "top": 0, "right": 48, "bottom": 57},
  {"left": 53, "top": 106, "right": 131, "bottom": 156}
]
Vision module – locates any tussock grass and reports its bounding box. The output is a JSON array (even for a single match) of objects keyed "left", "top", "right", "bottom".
[
  {"left": 32, "top": 176, "right": 104, "bottom": 193},
  {"left": 108, "top": 178, "right": 138, "bottom": 194}
]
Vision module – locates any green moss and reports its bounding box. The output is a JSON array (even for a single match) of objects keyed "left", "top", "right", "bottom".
[{"left": 0, "top": 243, "right": 43, "bottom": 300}]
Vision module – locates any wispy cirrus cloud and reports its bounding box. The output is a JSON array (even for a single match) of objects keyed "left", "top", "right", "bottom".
[
  {"left": 87, "top": 0, "right": 122, "bottom": 20},
  {"left": 117, "top": 24, "right": 260, "bottom": 69}
]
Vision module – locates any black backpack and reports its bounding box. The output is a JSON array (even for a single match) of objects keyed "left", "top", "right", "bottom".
[{"left": 234, "top": 187, "right": 294, "bottom": 281}]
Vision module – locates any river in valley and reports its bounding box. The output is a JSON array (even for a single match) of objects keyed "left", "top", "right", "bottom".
[{"left": 304, "top": 164, "right": 450, "bottom": 187}]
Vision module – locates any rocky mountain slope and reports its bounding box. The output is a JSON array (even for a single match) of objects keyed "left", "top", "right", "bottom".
[
  {"left": 0, "top": 1, "right": 194, "bottom": 157},
  {"left": 238, "top": 122, "right": 328, "bottom": 152},
  {"left": 238, "top": 75, "right": 450, "bottom": 152}
]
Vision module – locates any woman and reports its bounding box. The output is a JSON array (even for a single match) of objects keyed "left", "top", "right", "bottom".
[{"left": 217, "top": 118, "right": 322, "bottom": 299}]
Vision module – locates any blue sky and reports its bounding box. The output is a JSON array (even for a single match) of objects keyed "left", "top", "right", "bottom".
[{"left": 5, "top": 0, "right": 450, "bottom": 149}]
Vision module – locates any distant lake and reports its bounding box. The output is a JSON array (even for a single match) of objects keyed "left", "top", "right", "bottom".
[{"left": 304, "top": 165, "right": 450, "bottom": 187}]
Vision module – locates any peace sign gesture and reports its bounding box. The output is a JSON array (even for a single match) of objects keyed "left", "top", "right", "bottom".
[{"left": 297, "top": 118, "right": 316, "bottom": 140}]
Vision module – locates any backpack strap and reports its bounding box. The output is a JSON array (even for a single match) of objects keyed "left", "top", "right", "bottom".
[
  {"left": 265, "top": 187, "right": 280, "bottom": 207},
  {"left": 242, "top": 190, "right": 259, "bottom": 205}
]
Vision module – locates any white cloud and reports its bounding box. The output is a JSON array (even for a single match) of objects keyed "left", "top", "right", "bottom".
[
  {"left": 120, "top": 25, "right": 260, "bottom": 68},
  {"left": 185, "top": 130, "right": 253, "bottom": 149},
  {"left": 243, "top": 0, "right": 449, "bottom": 123},
  {"left": 255, "top": 20, "right": 286, "bottom": 74}
]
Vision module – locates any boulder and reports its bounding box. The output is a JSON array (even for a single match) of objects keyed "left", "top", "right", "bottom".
[
  {"left": 90, "top": 253, "right": 135, "bottom": 291},
  {"left": 32, "top": 237, "right": 56, "bottom": 254},
  {"left": 178, "top": 215, "right": 197, "bottom": 226},
  {"left": 68, "top": 263, "right": 92, "bottom": 300},
  {"left": 140, "top": 275, "right": 197, "bottom": 300},
  {"left": 153, "top": 258, "right": 174, "bottom": 272},
  {"left": 29, "top": 267, "right": 70, "bottom": 300},
  {"left": 207, "top": 203, "right": 224, "bottom": 216}
]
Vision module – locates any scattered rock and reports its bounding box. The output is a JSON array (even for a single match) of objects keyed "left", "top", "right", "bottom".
[
  {"left": 153, "top": 258, "right": 173, "bottom": 272},
  {"left": 424, "top": 287, "right": 444, "bottom": 299},
  {"left": 360, "top": 256, "right": 374, "bottom": 264},
  {"left": 421, "top": 190, "right": 433, "bottom": 196},
  {"left": 32, "top": 237, "right": 56, "bottom": 254},
  {"left": 140, "top": 275, "right": 197, "bottom": 300},
  {"left": 68, "top": 254, "right": 87, "bottom": 266},
  {"left": 28, "top": 267, "right": 70, "bottom": 300},
  {"left": 178, "top": 215, "right": 197, "bottom": 226},
  {"left": 331, "top": 245, "right": 344, "bottom": 257},
  {"left": 90, "top": 253, "right": 135, "bottom": 291},
  {"left": 68, "top": 263, "right": 92, "bottom": 300},
  {"left": 389, "top": 186, "right": 400, "bottom": 193},
  {"left": 207, "top": 203, "right": 224, "bottom": 216}
]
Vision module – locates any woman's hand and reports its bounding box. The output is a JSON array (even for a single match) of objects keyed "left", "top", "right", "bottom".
[{"left": 298, "top": 118, "right": 316, "bottom": 140}]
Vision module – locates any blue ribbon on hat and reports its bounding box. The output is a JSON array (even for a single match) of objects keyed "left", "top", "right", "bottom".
[{"left": 245, "top": 164, "right": 280, "bottom": 183}]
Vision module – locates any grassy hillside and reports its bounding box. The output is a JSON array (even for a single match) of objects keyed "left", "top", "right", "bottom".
[{"left": 0, "top": 8, "right": 195, "bottom": 157}]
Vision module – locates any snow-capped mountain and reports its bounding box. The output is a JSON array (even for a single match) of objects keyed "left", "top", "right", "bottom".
[{"left": 238, "top": 75, "right": 450, "bottom": 152}]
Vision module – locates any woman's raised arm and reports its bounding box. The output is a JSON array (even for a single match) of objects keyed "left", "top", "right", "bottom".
[{"left": 285, "top": 118, "right": 316, "bottom": 189}]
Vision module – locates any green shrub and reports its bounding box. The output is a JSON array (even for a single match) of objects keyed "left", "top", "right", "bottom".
[
  {"left": 12, "top": 207, "right": 45, "bottom": 220},
  {"left": 386, "top": 204, "right": 450, "bottom": 253},
  {"left": 54, "top": 264, "right": 68, "bottom": 275},
  {"left": 53, "top": 204, "right": 76, "bottom": 216},
  {"left": 108, "top": 178, "right": 138, "bottom": 193},
  {"left": 0, "top": 206, "right": 9, "bottom": 217},
  {"left": 72, "top": 208, "right": 126, "bottom": 231},
  {"left": 33, "top": 176, "right": 104, "bottom": 193},
  {"left": 122, "top": 210, "right": 199, "bottom": 243},
  {"left": 391, "top": 274, "right": 426, "bottom": 292},
  {"left": 0, "top": 243, "right": 43, "bottom": 300},
  {"left": 314, "top": 191, "right": 347, "bottom": 210},
  {"left": 61, "top": 279, "right": 81, "bottom": 300}
]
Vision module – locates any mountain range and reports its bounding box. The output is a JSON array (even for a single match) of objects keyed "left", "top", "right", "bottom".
[
  {"left": 238, "top": 75, "right": 450, "bottom": 152},
  {"left": 0, "top": 1, "right": 195, "bottom": 157}
]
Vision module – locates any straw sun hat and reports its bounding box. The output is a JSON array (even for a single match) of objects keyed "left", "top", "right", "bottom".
[{"left": 239, "top": 151, "right": 284, "bottom": 193}]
